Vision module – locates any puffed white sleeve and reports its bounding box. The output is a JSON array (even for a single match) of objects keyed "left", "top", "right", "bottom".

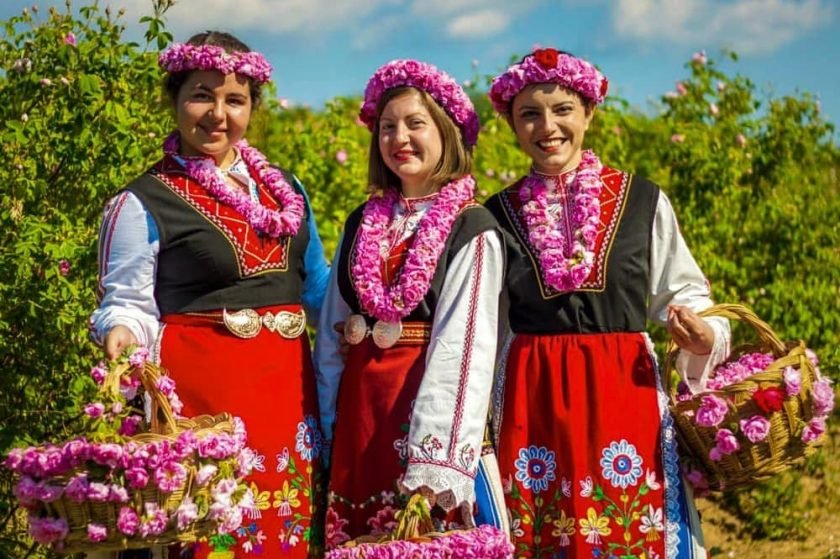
[
  {"left": 401, "top": 229, "right": 504, "bottom": 512},
  {"left": 89, "top": 192, "right": 160, "bottom": 348},
  {"left": 313, "top": 235, "right": 352, "bottom": 444},
  {"left": 648, "top": 191, "right": 730, "bottom": 392}
]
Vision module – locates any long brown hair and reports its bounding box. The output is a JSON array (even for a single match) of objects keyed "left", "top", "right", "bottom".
[{"left": 367, "top": 87, "right": 472, "bottom": 193}]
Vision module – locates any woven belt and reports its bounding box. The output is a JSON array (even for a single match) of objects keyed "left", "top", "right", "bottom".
[{"left": 179, "top": 308, "right": 307, "bottom": 339}]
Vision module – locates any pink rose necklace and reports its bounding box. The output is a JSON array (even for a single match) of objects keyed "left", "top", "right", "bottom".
[
  {"left": 518, "top": 149, "right": 603, "bottom": 292},
  {"left": 163, "top": 132, "right": 304, "bottom": 239}
]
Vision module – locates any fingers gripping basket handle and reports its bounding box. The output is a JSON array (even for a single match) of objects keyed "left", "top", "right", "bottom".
[{"left": 662, "top": 303, "right": 787, "bottom": 395}]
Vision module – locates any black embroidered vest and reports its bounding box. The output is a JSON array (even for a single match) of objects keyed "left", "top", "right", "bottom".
[
  {"left": 485, "top": 168, "right": 659, "bottom": 334},
  {"left": 125, "top": 157, "right": 309, "bottom": 315}
]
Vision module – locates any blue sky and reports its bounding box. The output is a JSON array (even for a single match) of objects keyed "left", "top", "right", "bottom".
[{"left": 3, "top": 0, "right": 839, "bottom": 128}]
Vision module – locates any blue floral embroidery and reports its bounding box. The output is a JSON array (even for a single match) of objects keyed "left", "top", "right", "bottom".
[
  {"left": 514, "top": 445, "right": 556, "bottom": 493},
  {"left": 295, "top": 415, "right": 322, "bottom": 462},
  {"left": 600, "top": 439, "right": 643, "bottom": 489}
]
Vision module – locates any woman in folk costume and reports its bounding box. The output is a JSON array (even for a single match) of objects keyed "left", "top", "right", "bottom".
[
  {"left": 314, "top": 59, "right": 506, "bottom": 548},
  {"left": 484, "top": 48, "right": 731, "bottom": 559},
  {"left": 90, "top": 32, "right": 329, "bottom": 558}
]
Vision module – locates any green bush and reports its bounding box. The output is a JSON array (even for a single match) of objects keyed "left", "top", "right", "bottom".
[{"left": 0, "top": 2, "right": 837, "bottom": 556}]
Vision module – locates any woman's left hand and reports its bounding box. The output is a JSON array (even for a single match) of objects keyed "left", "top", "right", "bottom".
[{"left": 667, "top": 305, "right": 714, "bottom": 355}]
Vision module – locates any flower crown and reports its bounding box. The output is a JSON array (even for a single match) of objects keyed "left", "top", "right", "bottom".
[
  {"left": 360, "top": 59, "right": 480, "bottom": 147},
  {"left": 158, "top": 43, "right": 272, "bottom": 84},
  {"left": 489, "top": 48, "right": 608, "bottom": 114}
]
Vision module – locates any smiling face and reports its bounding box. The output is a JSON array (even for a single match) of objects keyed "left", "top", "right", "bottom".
[
  {"left": 377, "top": 90, "right": 444, "bottom": 195},
  {"left": 510, "top": 83, "right": 594, "bottom": 175},
  {"left": 175, "top": 69, "right": 252, "bottom": 166}
]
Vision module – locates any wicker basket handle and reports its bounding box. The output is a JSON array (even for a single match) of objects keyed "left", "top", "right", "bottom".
[
  {"left": 99, "top": 360, "right": 178, "bottom": 435},
  {"left": 392, "top": 494, "right": 436, "bottom": 539},
  {"left": 662, "top": 303, "right": 787, "bottom": 395}
]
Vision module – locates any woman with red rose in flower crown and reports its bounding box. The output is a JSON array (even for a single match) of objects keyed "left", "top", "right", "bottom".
[
  {"left": 90, "top": 31, "right": 329, "bottom": 558},
  {"left": 484, "top": 48, "right": 732, "bottom": 558},
  {"left": 314, "top": 59, "right": 506, "bottom": 548}
]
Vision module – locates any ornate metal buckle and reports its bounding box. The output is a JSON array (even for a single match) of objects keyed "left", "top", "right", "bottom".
[{"left": 222, "top": 308, "right": 307, "bottom": 340}]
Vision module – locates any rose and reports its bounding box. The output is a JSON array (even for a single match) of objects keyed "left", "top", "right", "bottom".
[
  {"left": 811, "top": 378, "right": 835, "bottom": 417},
  {"left": 533, "top": 48, "right": 559, "bottom": 69},
  {"left": 801, "top": 417, "right": 827, "bottom": 444},
  {"left": 739, "top": 415, "right": 771, "bottom": 443},
  {"left": 709, "top": 428, "right": 740, "bottom": 461},
  {"left": 695, "top": 394, "right": 729, "bottom": 427},
  {"left": 116, "top": 507, "right": 140, "bottom": 535},
  {"left": 782, "top": 367, "right": 801, "bottom": 396},
  {"left": 87, "top": 523, "right": 107, "bottom": 542},
  {"left": 752, "top": 386, "right": 785, "bottom": 413}
]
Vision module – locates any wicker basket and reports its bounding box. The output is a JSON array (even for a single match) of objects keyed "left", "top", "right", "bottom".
[
  {"left": 28, "top": 360, "right": 239, "bottom": 553},
  {"left": 663, "top": 304, "right": 828, "bottom": 492},
  {"left": 326, "top": 494, "right": 513, "bottom": 558}
]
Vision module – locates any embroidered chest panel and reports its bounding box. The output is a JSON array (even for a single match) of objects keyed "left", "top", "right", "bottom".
[
  {"left": 501, "top": 168, "right": 630, "bottom": 298},
  {"left": 152, "top": 159, "right": 291, "bottom": 277}
]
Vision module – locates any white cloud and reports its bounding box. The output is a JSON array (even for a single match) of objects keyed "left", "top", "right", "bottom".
[
  {"left": 108, "top": 0, "right": 393, "bottom": 35},
  {"left": 446, "top": 9, "right": 509, "bottom": 38},
  {"left": 610, "top": 0, "right": 832, "bottom": 54}
]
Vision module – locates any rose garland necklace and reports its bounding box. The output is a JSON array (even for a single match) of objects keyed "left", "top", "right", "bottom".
[
  {"left": 351, "top": 175, "right": 477, "bottom": 323},
  {"left": 163, "top": 132, "right": 304, "bottom": 238},
  {"left": 518, "top": 149, "right": 603, "bottom": 292}
]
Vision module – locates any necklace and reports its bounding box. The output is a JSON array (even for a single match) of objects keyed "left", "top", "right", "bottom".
[
  {"left": 351, "top": 175, "right": 477, "bottom": 325},
  {"left": 163, "top": 132, "right": 304, "bottom": 238},
  {"left": 518, "top": 150, "right": 603, "bottom": 292}
]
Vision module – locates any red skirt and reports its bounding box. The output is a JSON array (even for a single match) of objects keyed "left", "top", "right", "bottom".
[
  {"left": 325, "top": 338, "right": 460, "bottom": 549},
  {"left": 497, "top": 332, "right": 670, "bottom": 559},
  {"left": 159, "top": 305, "right": 323, "bottom": 558}
]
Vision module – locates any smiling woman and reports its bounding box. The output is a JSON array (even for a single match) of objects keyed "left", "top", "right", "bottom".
[
  {"left": 89, "top": 30, "right": 330, "bottom": 559},
  {"left": 314, "top": 59, "right": 507, "bottom": 548},
  {"left": 485, "top": 48, "right": 732, "bottom": 559}
]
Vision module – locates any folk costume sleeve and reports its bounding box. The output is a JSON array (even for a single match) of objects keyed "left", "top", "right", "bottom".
[
  {"left": 295, "top": 176, "right": 331, "bottom": 325},
  {"left": 89, "top": 192, "right": 161, "bottom": 348},
  {"left": 648, "top": 191, "right": 730, "bottom": 392},
  {"left": 401, "top": 229, "right": 505, "bottom": 511},
  {"left": 313, "top": 236, "right": 351, "bottom": 447}
]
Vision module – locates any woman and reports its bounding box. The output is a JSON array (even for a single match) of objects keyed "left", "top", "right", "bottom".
[
  {"left": 314, "top": 59, "right": 505, "bottom": 547},
  {"left": 485, "top": 48, "right": 730, "bottom": 559},
  {"left": 90, "top": 31, "right": 329, "bottom": 558}
]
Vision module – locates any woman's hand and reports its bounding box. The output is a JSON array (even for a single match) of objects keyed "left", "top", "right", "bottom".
[
  {"left": 667, "top": 305, "right": 714, "bottom": 355},
  {"left": 104, "top": 325, "right": 137, "bottom": 360}
]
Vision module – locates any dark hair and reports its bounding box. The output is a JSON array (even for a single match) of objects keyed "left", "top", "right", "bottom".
[
  {"left": 367, "top": 87, "right": 472, "bottom": 193},
  {"left": 507, "top": 49, "right": 594, "bottom": 119},
  {"left": 163, "top": 31, "right": 262, "bottom": 108}
]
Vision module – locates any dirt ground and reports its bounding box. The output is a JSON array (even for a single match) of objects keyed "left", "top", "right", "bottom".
[{"left": 698, "top": 426, "right": 840, "bottom": 559}]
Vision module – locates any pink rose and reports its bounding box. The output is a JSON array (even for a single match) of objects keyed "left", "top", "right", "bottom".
[
  {"left": 801, "top": 417, "right": 826, "bottom": 444},
  {"left": 87, "top": 523, "right": 107, "bottom": 542},
  {"left": 709, "top": 428, "right": 740, "bottom": 461},
  {"left": 116, "top": 506, "right": 139, "bottom": 535},
  {"left": 782, "top": 367, "right": 801, "bottom": 396},
  {"left": 811, "top": 378, "right": 835, "bottom": 417},
  {"left": 739, "top": 415, "right": 771, "bottom": 443},
  {"left": 84, "top": 402, "right": 105, "bottom": 418},
  {"left": 695, "top": 394, "right": 729, "bottom": 427}
]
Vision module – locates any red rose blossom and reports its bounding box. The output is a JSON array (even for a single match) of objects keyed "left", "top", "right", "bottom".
[
  {"left": 752, "top": 386, "right": 785, "bottom": 414},
  {"left": 534, "top": 48, "right": 559, "bottom": 69},
  {"left": 600, "top": 76, "right": 609, "bottom": 98}
]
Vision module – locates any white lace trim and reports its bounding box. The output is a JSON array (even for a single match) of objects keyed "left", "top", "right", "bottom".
[{"left": 401, "top": 462, "right": 476, "bottom": 512}]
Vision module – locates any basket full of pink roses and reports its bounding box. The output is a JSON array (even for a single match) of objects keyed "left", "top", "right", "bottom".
[
  {"left": 664, "top": 304, "right": 834, "bottom": 492},
  {"left": 3, "top": 346, "right": 256, "bottom": 553}
]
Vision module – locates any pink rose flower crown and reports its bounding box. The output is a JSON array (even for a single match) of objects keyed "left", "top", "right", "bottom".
[
  {"left": 488, "top": 47, "right": 608, "bottom": 115},
  {"left": 359, "top": 58, "right": 480, "bottom": 148}
]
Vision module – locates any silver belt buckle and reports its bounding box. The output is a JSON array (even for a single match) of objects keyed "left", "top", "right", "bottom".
[{"left": 222, "top": 308, "right": 307, "bottom": 339}]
